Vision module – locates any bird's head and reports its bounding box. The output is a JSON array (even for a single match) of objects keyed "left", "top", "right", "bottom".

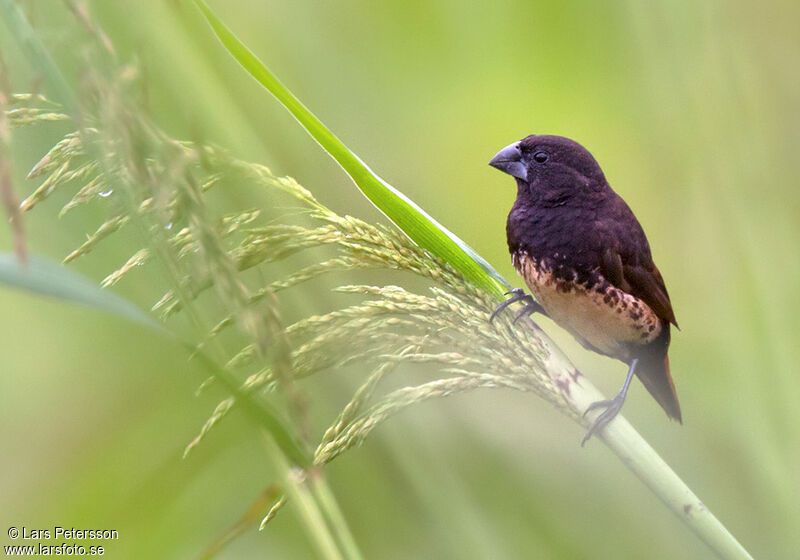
[{"left": 489, "top": 135, "right": 608, "bottom": 203}]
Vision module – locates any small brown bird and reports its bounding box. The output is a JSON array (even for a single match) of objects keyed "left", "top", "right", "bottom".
[{"left": 489, "top": 135, "right": 680, "bottom": 444}]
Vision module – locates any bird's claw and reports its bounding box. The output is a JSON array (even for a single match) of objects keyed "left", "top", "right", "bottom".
[
  {"left": 513, "top": 301, "right": 546, "bottom": 324},
  {"left": 490, "top": 288, "right": 544, "bottom": 324},
  {"left": 581, "top": 393, "right": 625, "bottom": 446}
]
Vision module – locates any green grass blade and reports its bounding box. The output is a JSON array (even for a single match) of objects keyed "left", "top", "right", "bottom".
[
  {"left": 192, "top": 0, "right": 509, "bottom": 298},
  {"left": 0, "top": 253, "right": 162, "bottom": 330}
]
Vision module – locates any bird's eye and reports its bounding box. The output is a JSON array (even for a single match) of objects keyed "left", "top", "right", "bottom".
[{"left": 533, "top": 151, "right": 549, "bottom": 163}]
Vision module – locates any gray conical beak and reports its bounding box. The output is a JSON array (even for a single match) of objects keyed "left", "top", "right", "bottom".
[{"left": 489, "top": 141, "right": 527, "bottom": 181}]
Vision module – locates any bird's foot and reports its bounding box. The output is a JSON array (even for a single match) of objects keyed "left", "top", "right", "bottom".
[
  {"left": 581, "top": 392, "right": 626, "bottom": 446},
  {"left": 490, "top": 288, "right": 546, "bottom": 324},
  {"left": 580, "top": 358, "right": 638, "bottom": 446},
  {"left": 513, "top": 300, "right": 547, "bottom": 324}
]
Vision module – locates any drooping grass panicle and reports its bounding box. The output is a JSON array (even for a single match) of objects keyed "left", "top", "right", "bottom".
[{"left": 8, "top": 92, "right": 574, "bottom": 462}]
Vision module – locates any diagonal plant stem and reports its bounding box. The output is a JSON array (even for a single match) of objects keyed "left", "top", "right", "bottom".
[{"left": 539, "top": 338, "right": 752, "bottom": 560}]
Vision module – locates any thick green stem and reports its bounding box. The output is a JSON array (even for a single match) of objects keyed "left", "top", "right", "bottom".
[
  {"left": 308, "top": 475, "right": 365, "bottom": 560},
  {"left": 265, "top": 436, "right": 363, "bottom": 560},
  {"left": 541, "top": 339, "right": 753, "bottom": 560}
]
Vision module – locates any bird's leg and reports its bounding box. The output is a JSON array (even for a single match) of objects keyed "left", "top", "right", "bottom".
[
  {"left": 490, "top": 288, "right": 547, "bottom": 323},
  {"left": 581, "top": 358, "right": 638, "bottom": 446}
]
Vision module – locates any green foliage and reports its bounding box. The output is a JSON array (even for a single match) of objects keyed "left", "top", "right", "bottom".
[
  {"left": 4, "top": 1, "right": 788, "bottom": 557},
  {"left": 0, "top": 253, "right": 159, "bottom": 330}
]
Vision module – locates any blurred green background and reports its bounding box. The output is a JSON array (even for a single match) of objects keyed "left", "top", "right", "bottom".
[{"left": 1, "top": 0, "right": 798, "bottom": 558}]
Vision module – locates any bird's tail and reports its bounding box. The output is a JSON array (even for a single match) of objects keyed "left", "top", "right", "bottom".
[{"left": 635, "top": 326, "right": 682, "bottom": 423}]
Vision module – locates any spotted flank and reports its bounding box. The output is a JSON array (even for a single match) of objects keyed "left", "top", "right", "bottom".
[{"left": 514, "top": 251, "right": 662, "bottom": 361}]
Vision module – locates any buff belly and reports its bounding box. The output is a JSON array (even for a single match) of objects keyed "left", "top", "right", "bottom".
[{"left": 515, "top": 253, "right": 662, "bottom": 360}]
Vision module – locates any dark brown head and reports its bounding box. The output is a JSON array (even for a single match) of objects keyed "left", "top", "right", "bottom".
[{"left": 489, "top": 135, "right": 609, "bottom": 205}]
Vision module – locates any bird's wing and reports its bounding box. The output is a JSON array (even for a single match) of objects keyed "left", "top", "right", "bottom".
[
  {"left": 593, "top": 207, "right": 682, "bottom": 422},
  {"left": 600, "top": 246, "right": 678, "bottom": 328},
  {"left": 591, "top": 195, "right": 678, "bottom": 327}
]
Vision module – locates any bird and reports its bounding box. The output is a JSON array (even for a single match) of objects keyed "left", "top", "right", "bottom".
[{"left": 488, "top": 134, "right": 680, "bottom": 445}]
